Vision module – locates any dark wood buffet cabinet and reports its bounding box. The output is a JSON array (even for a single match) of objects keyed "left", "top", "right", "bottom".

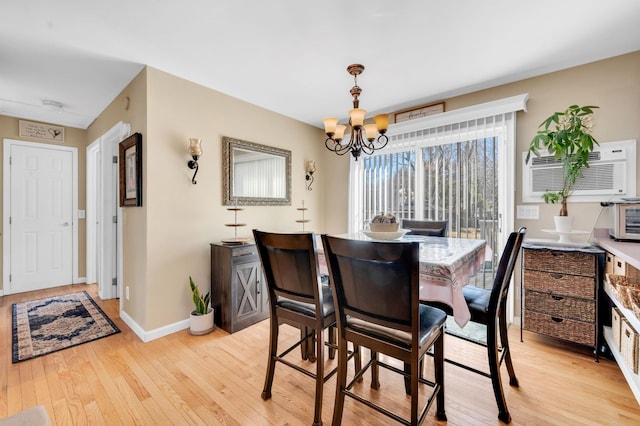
[{"left": 210, "top": 243, "right": 269, "bottom": 333}]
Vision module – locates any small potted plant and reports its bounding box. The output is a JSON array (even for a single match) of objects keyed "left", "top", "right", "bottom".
[
  {"left": 188, "top": 276, "right": 214, "bottom": 335},
  {"left": 526, "top": 104, "right": 599, "bottom": 231}
]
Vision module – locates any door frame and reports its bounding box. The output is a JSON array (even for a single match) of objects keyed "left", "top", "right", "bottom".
[
  {"left": 2, "top": 138, "right": 79, "bottom": 294},
  {"left": 86, "top": 121, "right": 129, "bottom": 301}
]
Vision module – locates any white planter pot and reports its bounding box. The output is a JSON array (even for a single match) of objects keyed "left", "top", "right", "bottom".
[
  {"left": 189, "top": 308, "right": 215, "bottom": 335},
  {"left": 553, "top": 216, "right": 574, "bottom": 233}
]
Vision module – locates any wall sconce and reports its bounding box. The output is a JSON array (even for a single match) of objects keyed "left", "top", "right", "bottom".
[
  {"left": 305, "top": 160, "right": 316, "bottom": 191},
  {"left": 187, "top": 138, "right": 202, "bottom": 184}
]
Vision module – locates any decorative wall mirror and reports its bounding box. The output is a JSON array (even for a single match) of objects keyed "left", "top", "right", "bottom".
[{"left": 223, "top": 136, "right": 291, "bottom": 206}]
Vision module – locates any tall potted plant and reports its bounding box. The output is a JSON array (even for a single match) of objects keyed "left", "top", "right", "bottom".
[
  {"left": 188, "top": 276, "right": 214, "bottom": 335},
  {"left": 526, "top": 104, "right": 599, "bottom": 231}
]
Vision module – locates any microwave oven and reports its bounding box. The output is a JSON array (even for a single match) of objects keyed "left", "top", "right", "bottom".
[{"left": 609, "top": 202, "right": 640, "bottom": 241}]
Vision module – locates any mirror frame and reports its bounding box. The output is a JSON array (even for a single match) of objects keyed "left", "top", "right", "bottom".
[{"left": 222, "top": 136, "right": 292, "bottom": 206}]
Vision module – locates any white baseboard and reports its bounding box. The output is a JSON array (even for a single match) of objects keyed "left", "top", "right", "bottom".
[{"left": 119, "top": 309, "right": 189, "bottom": 342}]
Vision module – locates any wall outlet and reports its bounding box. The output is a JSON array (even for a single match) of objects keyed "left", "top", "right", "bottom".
[
  {"left": 126, "top": 286, "right": 130, "bottom": 300},
  {"left": 516, "top": 205, "right": 539, "bottom": 220}
]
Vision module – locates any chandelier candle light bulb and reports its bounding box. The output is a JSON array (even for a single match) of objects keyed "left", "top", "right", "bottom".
[{"left": 323, "top": 64, "right": 390, "bottom": 160}]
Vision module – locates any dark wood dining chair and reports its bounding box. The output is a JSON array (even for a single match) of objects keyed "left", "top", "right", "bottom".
[
  {"left": 441, "top": 227, "right": 526, "bottom": 424},
  {"left": 321, "top": 235, "right": 447, "bottom": 425},
  {"left": 253, "top": 230, "right": 358, "bottom": 426},
  {"left": 401, "top": 219, "right": 448, "bottom": 237}
]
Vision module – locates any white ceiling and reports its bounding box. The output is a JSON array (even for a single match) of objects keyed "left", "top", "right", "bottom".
[{"left": 1, "top": 1, "right": 639, "bottom": 130}]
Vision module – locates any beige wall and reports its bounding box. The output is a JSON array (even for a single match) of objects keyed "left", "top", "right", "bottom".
[
  {"left": 87, "top": 69, "right": 149, "bottom": 326},
  {"left": 88, "top": 67, "right": 326, "bottom": 331},
  {"left": 0, "top": 115, "right": 88, "bottom": 291}
]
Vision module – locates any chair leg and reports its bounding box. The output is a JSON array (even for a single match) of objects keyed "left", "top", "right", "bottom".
[
  {"left": 328, "top": 325, "right": 336, "bottom": 360},
  {"left": 300, "top": 327, "right": 308, "bottom": 360},
  {"left": 499, "top": 314, "right": 519, "bottom": 387},
  {"left": 370, "top": 349, "right": 380, "bottom": 390},
  {"left": 410, "top": 358, "right": 419, "bottom": 425},
  {"left": 312, "top": 328, "right": 324, "bottom": 426},
  {"left": 488, "top": 322, "right": 511, "bottom": 424},
  {"left": 434, "top": 328, "right": 446, "bottom": 421},
  {"left": 301, "top": 327, "right": 317, "bottom": 362},
  {"left": 261, "top": 317, "right": 279, "bottom": 400},
  {"left": 404, "top": 362, "right": 411, "bottom": 395},
  {"left": 353, "top": 344, "right": 363, "bottom": 383},
  {"left": 332, "top": 337, "right": 349, "bottom": 426}
]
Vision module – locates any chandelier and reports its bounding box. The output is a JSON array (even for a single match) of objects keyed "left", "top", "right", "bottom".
[{"left": 323, "top": 64, "right": 389, "bottom": 160}]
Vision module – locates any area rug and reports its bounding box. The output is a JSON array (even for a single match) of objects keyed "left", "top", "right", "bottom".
[
  {"left": 445, "top": 316, "right": 487, "bottom": 345},
  {"left": 12, "top": 291, "right": 120, "bottom": 363}
]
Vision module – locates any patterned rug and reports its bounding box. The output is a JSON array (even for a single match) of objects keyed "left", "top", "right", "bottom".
[
  {"left": 12, "top": 291, "right": 120, "bottom": 363},
  {"left": 445, "top": 316, "right": 487, "bottom": 344}
]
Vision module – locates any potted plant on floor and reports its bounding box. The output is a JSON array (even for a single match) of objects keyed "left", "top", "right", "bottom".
[
  {"left": 526, "top": 104, "right": 599, "bottom": 232},
  {"left": 189, "top": 276, "right": 214, "bottom": 335}
]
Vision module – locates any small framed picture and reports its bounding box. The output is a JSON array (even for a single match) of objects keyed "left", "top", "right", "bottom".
[
  {"left": 394, "top": 102, "right": 445, "bottom": 123},
  {"left": 119, "top": 133, "right": 142, "bottom": 207}
]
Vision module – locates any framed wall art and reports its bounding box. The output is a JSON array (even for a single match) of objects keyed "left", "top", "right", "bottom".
[
  {"left": 394, "top": 102, "right": 445, "bottom": 123},
  {"left": 119, "top": 132, "right": 143, "bottom": 207},
  {"left": 19, "top": 120, "right": 65, "bottom": 142}
]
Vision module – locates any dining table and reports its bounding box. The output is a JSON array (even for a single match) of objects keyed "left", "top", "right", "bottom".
[{"left": 316, "top": 232, "right": 487, "bottom": 328}]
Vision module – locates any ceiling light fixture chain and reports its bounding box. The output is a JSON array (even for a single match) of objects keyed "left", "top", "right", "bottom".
[{"left": 323, "top": 64, "right": 389, "bottom": 161}]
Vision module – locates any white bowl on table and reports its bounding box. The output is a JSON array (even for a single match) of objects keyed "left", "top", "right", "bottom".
[{"left": 362, "top": 229, "right": 410, "bottom": 240}]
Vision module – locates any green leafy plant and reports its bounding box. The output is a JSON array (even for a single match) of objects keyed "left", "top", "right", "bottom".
[
  {"left": 189, "top": 276, "right": 211, "bottom": 315},
  {"left": 526, "top": 104, "right": 599, "bottom": 216}
]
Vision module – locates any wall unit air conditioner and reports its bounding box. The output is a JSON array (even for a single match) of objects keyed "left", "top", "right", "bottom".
[{"left": 522, "top": 139, "right": 637, "bottom": 203}]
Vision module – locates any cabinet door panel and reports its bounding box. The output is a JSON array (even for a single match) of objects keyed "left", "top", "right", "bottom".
[{"left": 232, "top": 260, "right": 267, "bottom": 331}]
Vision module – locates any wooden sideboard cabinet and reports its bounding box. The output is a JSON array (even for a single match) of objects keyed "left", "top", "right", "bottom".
[
  {"left": 210, "top": 243, "right": 269, "bottom": 333},
  {"left": 521, "top": 243, "right": 603, "bottom": 358}
]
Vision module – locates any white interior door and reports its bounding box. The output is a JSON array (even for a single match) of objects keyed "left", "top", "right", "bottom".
[
  {"left": 4, "top": 140, "right": 76, "bottom": 293},
  {"left": 86, "top": 140, "right": 101, "bottom": 285},
  {"left": 85, "top": 122, "right": 128, "bottom": 301}
]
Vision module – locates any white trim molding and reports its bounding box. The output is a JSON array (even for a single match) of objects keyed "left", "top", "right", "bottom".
[
  {"left": 120, "top": 310, "right": 189, "bottom": 342},
  {"left": 388, "top": 93, "right": 529, "bottom": 135}
]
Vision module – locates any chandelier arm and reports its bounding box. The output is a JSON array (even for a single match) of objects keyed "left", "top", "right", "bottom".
[
  {"left": 325, "top": 137, "right": 352, "bottom": 156},
  {"left": 377, "top": 134, "right": 389, "bottom": 149}
]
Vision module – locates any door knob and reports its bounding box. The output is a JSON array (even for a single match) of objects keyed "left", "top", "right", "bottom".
[{"left": 62, "top": 222, "right": 70, "bottom": 227}]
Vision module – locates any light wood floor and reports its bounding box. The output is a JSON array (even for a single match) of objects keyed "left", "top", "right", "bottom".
[{"left": 2, "top": 284, "right": 640, "bottom": 425}]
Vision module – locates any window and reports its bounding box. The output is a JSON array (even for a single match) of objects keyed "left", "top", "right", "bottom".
[{"left": 350, "top": 94, "right": 528, "bottom": 286}]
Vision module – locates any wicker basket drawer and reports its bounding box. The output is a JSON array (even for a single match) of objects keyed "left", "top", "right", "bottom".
[
  {"left": 524, "top": 290, "right": 595, "bottom": 322},
  {"left": 612, "top": 307, "right": 622, "bottom": 352},
  {"left": 524, "top": 311, "right": 595, "bottom": 346},
  {"left": 524, "top": 249, "right": 595, "bottom": 276},
  {"left": 523, "top": 269, "right": 595, "bottom": 299},
  {"left": 621, "top": 319, "right": 639, "bottom": 374}
]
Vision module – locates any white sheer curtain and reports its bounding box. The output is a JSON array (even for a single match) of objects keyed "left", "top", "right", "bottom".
[
  {"left": 349, "top": 94, "right": 529, "bottom": 248},
  {"left": 234, "top": 157, "right": 286, "bottom": 198}
]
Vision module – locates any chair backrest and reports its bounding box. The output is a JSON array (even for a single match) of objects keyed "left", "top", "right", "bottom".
[
  {"left": 489, "top": 227, "right": 527, "bottom": 318},
  {"left": 402, "top": 219, "right": 448, "bottom": 237},
  {"left": 253, "top": 230, "right": 323, "bottom": 307},
  {"left": 321, "top": 235, "right": 420, "bottom": 334}
]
